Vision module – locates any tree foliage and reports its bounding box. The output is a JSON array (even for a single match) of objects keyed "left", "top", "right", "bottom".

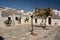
[
  {"left": 45, "top": 7, "right": 51, "bottom": 17},
  {"left": 33, "top": 7, "right": 52, "bottom": 18}
]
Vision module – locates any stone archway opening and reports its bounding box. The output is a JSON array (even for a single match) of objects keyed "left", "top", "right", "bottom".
[{"left": 48, "top": 16, "right": 51, "bottom": 25}]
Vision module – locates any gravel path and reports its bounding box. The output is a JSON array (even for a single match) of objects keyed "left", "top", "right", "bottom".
[
  {"left": 0, "top": 24, "right": 43, "bottom": 40},
  {"left": 54, "top": 27, "right": 60, "bottom": 40},
  {"left": 0, "top": 24, "right": 59, "bottom": 40}
]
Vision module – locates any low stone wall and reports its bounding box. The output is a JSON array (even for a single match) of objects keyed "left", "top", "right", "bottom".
[
  {"left": 52, "top": 19, "right": 60, "bottom": 26},
  {"left": 0, "top": 17, "right": 60, "bottom": 27},
  {"left": 0, "top": 17, "right": 7, "bottom": 27}
]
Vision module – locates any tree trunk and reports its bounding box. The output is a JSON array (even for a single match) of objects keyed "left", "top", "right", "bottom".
[
  {"left": 19, "top": 17, "right": 21, "bottom": 24},
  {"left": 41, "top": 19, "right": 43, "bottom": 26},
  {"left": 45, "top": 18, "right": 46, "bottom": 27},
  {"left": 42, "top": 19, "right": 43, "bottom": 24},
  {"left": 44, "top": 17, "right": 47, "bottom": 29},
  {"left": 31, "top": 16, "right": 33, "bottom": 34}
]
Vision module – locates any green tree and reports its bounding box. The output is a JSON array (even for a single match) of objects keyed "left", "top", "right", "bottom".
[
  {"left": 33, "top": 8, "right": 46, "bottom": 25},
  {"left": 44, "top": 7, "right": 51, "bottom": 28},
  {"left": 4, "top": 17, "right": 12, "bottom": 26}
]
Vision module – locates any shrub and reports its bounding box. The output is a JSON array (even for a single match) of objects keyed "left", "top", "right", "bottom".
[
  {"left": 4, "top": 20, "right": 12, "bottom": 26},
  {"left": 24, "top": 18, "right": 29, "bottom": 23},
  {"left": 18, "top": 17, "right": 21, "bottom": 24}
]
